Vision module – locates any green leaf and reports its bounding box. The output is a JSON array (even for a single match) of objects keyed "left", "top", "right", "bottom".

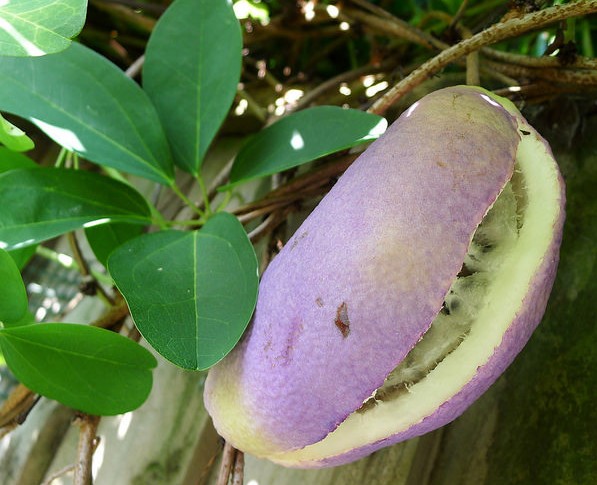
[
  {"left": 0, "top": 147, "right": 37, "bottom": 172},
  {"left": 109, "top": 213, "right": 258, "bottom": 370},
  {"left": 0, "top": 167, "right": 152, "bottom": 250},
  {"left": 0, "top": 248, "right": 28, "bottom": 325},
  {"left": 0, "top": 152, "right": 40, "bottom": 265},
  {"left": 143, "top": 0, "right": 242, "bottom": 175},
  {"left": 227, "top": 106, "right": 387, "bottom": 187},
  {"left": 8, "top": 246, "right": 37, "bottom": 270},
  {"left": 86, "top": 222, "right": 145, "bottom": 267},
  {"left": 0, "top": 0, "right": 87, "bottom": 57},
  {"left": 0, "top": 323, "right": 157, "bottom": 415},
  {"left": 0, "top": 154, "right": 40, "bottom": 264},
  {"left": 0, "top": 43, "right": 174, "bottom": 184},
  {"left": 0, "top": 114, "right": 34, "bottom": 152}
]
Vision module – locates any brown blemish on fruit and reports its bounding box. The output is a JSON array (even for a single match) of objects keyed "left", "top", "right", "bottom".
[
  {"left": 273, "top": 321, "right": 303, "bottom": 366},
  {"left": 335, "top": 302, "right": 350, "bottom": 338},
  {"left": 315, "top": 297, "right": 324, "bottom": 308}
]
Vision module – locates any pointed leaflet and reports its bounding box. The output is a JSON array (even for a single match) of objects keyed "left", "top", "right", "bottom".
[
  {"left": 143, "top": 0, "right": 242, "bottom": 175},
  {"left": 0, "top": 248, "right": 28, "bottom": 325},
  {"left": 0, "top": 0, "right": 87, "bottom": 57},
  {"left": 0, "top": 152, "right": 38, "bottom": 267},
  {"left": 0, "top": 114, "right": 34, "bottom": 152},
  {"left": 227, "top": 106, "right": 387, "bottom": 187},
  {"left": 109, "top": 213, "right": 258, "bottom": 370},
  {"left": 0, "top": 323, "right": 157, "bottom": 415},
  {"left": 0, "top": 151, "right": 38, "bottom": 268},
  {"left": 85, "top": 222, "right": 145, "bottom": 267},
  {"left": 0, "top": 43, "right": 174, "bottom": 184},
  {"left": 0, "top": 168, "right": 152, "bottom": 250}
]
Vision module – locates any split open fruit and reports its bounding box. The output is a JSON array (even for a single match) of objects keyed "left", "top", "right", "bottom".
[{"left": 204, "top": 86, "right": 565, "bottom": 468}]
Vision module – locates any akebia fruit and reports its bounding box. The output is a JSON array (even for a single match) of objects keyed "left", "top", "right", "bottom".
[{"left": 204, "top": 86, "right": 565, "bottom": 468}]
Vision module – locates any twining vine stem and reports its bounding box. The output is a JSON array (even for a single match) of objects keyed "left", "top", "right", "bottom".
[
  {"left": 73, "top": 414, "right": 100, "bottom": 485},
  {"left": 369, "top": 0, "right": 597, "bottom": 114}
]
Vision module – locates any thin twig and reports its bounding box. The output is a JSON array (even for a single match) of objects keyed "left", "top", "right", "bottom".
[
  {"left": 248, "top": 212, "right": 288, "bottom": 244},
  {"left": 68, "top": 233, "right": 115, "bottom": 305},
  {"left": 0, "top": 384, "right": 37, "bottom": 428},
  {"left": 370, "top": 0, "right": 597, "bottom": 114},
  {"left": 450, "top": 0, "right": 470, "bottom": 29},
  {"left": 97, "top": 0, "right": 165, "bottom": 15},
  {"left": 482, "top": 47, "right": 597, "bottom": 69},
  {"left": 199, "top": 159, "right": 235, "bottom": 212},
  {"left": 424, "top": 9, "right": 481, "bottom": 85},
  {"left": 231, "top": 450, "right": 245, "bottom": 485},
  {"left": 74, "top": 414, "right": 101, "bottom": 485},
  {"left": 346, "top": 0, "right": 443, "bottom": 50},
  {"left": 41, "top": 463, "right": 76, "bottom": 485},
  {"left": 90, "top": 299, "right": 130, "bottom": 329},
  {"left": 485, "top": 59, "right": 597, "bottom": 85},
  {"left": 293, "top": 60, "right": 396, "bottom": 111},
  {"left": 492, "top": 81, "right": 585, "bottom": 101},
  {"left": 216, "top": 441, "right": 237, "bottom": 485},
  {"left": 125, "top": 54, "right": 145, "bottom": 78}
]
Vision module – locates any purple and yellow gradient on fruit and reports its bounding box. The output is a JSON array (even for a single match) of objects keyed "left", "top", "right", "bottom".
[{"left": 204, "top": 86, "right": 565, "bottom": 468}]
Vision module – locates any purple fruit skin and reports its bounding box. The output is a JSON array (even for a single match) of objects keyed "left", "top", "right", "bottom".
[
  {"left": 302, "top": 186, "right": 565, "bottom": 468},
  {"left": 204, "top": 86, "right": 564, "bottom": 467}
]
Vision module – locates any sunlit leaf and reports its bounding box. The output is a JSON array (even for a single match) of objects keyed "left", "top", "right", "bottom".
[
  {"left": 0, "top": 248, "right": 28, "bottom": 325},
  {"left": 0, "top": 168, "right": 152, "bottom": 250},
  {"left": 0, "top": 323, "right": 157, "bottom": 415},
  {"left": 86, "top": 222, "right": 145, "bottom": 267},
  {"left": 143, "top": 0, "right": 242, "bottom": 175},
  {"left": 0, "top": 0, "right": 87, "bottom": 57},
  {"left": 227, "top": 106, "right": 387, "bottom": 187},
  {"left": 109, "top": 213, "right": 258, "bottom": 370},
  {"left": 0, "top": 43, "right": 174, "bottom": 184},
  {"left": 0, "top": 114, "right": 34, "bottom": 152}
]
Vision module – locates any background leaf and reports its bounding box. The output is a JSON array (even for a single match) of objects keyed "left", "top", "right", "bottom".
[
  {"left": 0, "top": 147, "right": 37, "bottom": 172},
  {"left": 0, "top": 248, "right": 28, "bottom": 325},
  {"left": 0, "top": 42, "right": 174, "bottom": 184},
  {"left": 143, "top": 0, "right": 242, "bottom": 175},
  {"left": 0, "top": 0, "right": 87, "bottom": 57},
  {"left": 0, "top": 167, "right": 152, "bottom": 250},
  {"left": 0, "top": 323, "right": 157, "bottom": 415},
  {"left": 227, "top": 106, "right": 387, "bottom": 187},
  {"left": 86, "top": 222, "right": 145, "bottom": 267},
  {"left": 0, "top": 114, "right": 34, "bottom": 152},
  {"left": 8, "top": 245, "right": 37, "bottom": 270},
  {"left": 109, "top": 213, "right": 258, "bottom": 370}
]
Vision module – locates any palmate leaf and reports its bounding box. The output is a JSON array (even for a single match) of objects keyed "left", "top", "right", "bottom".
[
  {"left": 0, "top": 167, "right": 152, "bottom": 250},
  {"left": 0, "top": 43, "right": 174, "bottom": 184},
  {"left": 0, "top": 248, "right": 28, "bottom": 325},
  {"left": 143, "top": 0, "right": 242, "bottom": 175},
  {"left": 109, "top": 213, "right": 258, "bottom": 370},
  {"left": 227, "top": 106, "right": 388, "bottom": 187},
  {"left": 0, "top": 0, "right": 87, "bottom": 57},
  {"left": 0, "top": 323, "right": 157, "bottom": 415}
]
